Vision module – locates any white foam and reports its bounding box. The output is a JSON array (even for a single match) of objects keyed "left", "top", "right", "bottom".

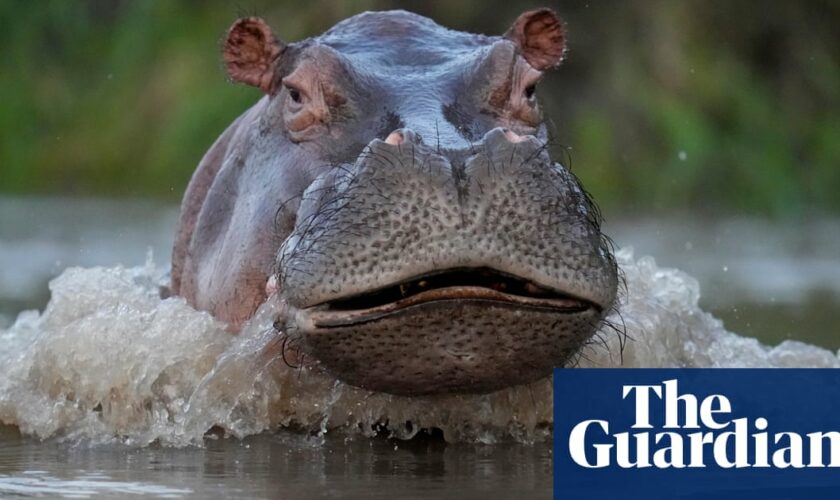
[{"left": 1, "top": 249, "right": 837, "bottom": 446}]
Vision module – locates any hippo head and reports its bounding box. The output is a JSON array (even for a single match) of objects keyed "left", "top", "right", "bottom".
[{"left": 173, "top": 9, "right": 618, "bottom": 396}]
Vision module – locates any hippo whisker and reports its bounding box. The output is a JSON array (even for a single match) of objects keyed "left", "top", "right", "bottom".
[
  {"left": 280, "top": 334, "right": 300, "bottom": 369},
  {"left": 585, "top": 301, "right": 630, "bottom": 361}
]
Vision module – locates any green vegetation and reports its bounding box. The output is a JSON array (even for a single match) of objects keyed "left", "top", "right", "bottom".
[{"left": 1, "top": 1, "right": 838, "bottom": 215}]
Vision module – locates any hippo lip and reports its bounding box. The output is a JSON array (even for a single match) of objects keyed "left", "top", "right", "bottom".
[{"left": 301, "top": 267, "right": 597, "bottom": 328}]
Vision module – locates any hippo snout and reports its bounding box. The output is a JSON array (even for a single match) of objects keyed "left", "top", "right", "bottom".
[{"left": 277, "top": 127, "right": 617, "bottom": 395}]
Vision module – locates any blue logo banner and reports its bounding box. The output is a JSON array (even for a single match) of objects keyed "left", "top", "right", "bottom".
[{"left": 554, "top": 368, "right": 840, "bottom": 499}]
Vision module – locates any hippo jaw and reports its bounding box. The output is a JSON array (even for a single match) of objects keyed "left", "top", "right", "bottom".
[
  {"left": 304, "top": 267, "right": 596, "bottom": 327},
  {"left": 291, "top": 267, "right": 602, "bottom": 395}
]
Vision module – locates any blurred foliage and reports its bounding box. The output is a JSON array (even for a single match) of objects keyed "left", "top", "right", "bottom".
[{"left": 0, "top": 0, "right": 838, "bottom": 215}]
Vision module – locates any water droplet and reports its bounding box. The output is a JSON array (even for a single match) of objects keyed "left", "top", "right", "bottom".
[{"left": 678, "top": 151, "right": 687, "bottom": 161}]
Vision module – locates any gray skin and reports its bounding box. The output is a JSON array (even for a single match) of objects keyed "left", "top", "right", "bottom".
[{"left": 172, "top": 9, "right": 618, "bottom": 396}]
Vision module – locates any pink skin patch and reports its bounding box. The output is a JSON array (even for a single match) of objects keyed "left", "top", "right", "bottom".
[
  {"left": 503, "top": 129, "right": 527, "bottom": 143},
  {"left": 265, "top": 275, "right": 278, "bottom": 296},
  {"left": 384, "top": 131, "right": 404, "bottom": 145}
]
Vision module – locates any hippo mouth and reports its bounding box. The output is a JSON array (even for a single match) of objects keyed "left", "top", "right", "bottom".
[{"left": 302, "top": 267, "right": 597, "bottom": 328}]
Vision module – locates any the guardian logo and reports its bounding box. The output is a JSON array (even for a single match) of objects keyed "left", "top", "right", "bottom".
[
  {"left": 554, "top": 369, "right": 840, "bottom": 499},
  {"left": 569, "top": 379, "right": 840, "bottom": 469}
]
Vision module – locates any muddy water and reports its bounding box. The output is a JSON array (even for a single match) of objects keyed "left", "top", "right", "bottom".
[{"left": 1, "top": 196, "right": 838, "bottom": 498}]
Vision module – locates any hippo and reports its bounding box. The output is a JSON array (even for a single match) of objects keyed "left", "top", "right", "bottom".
[{"left": 171, "top": 8, "right": 618, "bottom": 396}]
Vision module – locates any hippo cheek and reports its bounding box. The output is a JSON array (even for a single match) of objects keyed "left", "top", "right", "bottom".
[{"left": 292, "top": 295, "right": 600, "bottom": 396}]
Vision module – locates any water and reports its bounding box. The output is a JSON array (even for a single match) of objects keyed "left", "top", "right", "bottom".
[
  {"left": 0, "top": 426, "right": 551, "bottom": 499},
  {"left": 0, "top": 196, "right": 177, "bottom": 321},
  {"left": 604, "top": 216, "right": 840, "bottom": 350},
  {"left": 1, "top": 196, "right": 838, "bottom": 498}
]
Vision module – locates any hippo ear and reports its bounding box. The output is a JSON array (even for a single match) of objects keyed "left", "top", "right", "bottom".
[
  {"left": 505, "top": 8, "right": 567, "bottom": 70},
  {"left": 223, "top": 17, "right": 286, "bottom": 93}
]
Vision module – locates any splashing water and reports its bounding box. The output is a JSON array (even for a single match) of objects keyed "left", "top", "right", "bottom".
[{"left": 1, "top": 249, "right": 837, "bottom": 446}]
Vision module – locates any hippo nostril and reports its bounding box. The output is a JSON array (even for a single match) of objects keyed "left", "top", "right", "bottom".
[
  {"left": 480, "top": 127, "right": 543, "bottom": 153},
  {"left": 503, "top": 129, "right": 527, "bottom": 143},
  {"left": 366, "top": 128, "right": 428, "bottom": 161},
  {"left": 384, "top": 131, "right": 404, "bottom": 146},
  {"left": 385, "top": 128, "right": 420, "bottom": 146}
]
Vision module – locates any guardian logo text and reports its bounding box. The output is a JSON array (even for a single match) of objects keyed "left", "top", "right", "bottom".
[
  {"left": 554, "top": 369, "right": 840, "bottom": 499},
  {"left": 568, "top": 379, "right": 840, "bottom": 469}
]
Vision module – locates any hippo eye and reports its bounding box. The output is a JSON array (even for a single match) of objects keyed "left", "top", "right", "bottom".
[
  {"left": 524, "top": 84, "right": 536, "bottom": 100},
  {"left": 287, "top": 86, "right": 302, "bottom": 104}
]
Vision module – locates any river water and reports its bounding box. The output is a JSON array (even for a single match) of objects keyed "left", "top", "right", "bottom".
[{"left": 1, "top": 196, "right": 838, "bottom": 498}]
